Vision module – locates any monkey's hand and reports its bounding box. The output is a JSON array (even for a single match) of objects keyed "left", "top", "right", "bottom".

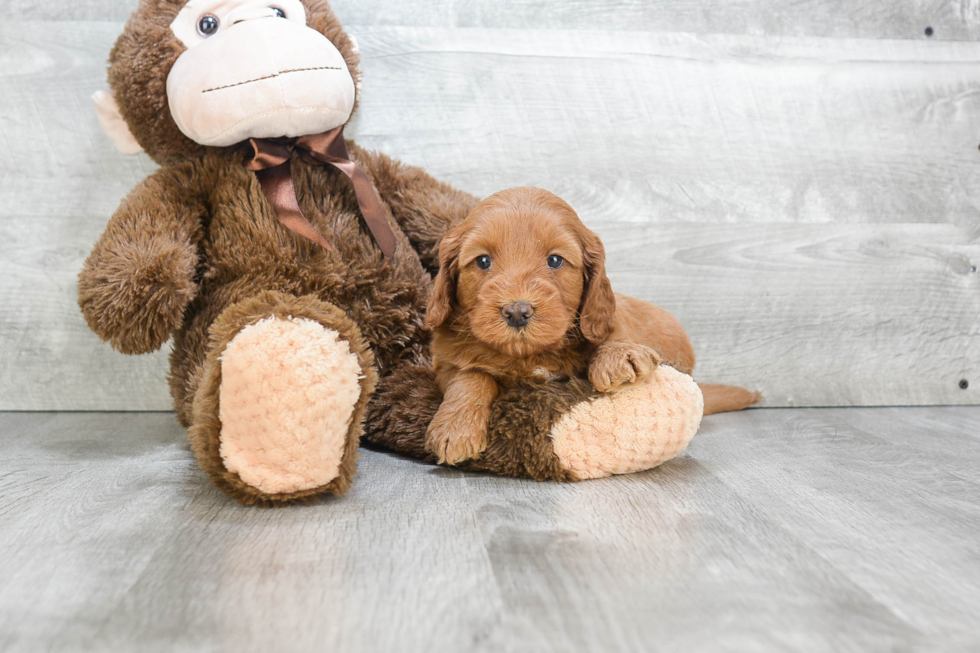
[
  {"left": 78, "top": 168, "right": 205, "bottom": 354},
  {"left": 588, "top": 341, "right": 662, "bottom": 393}
]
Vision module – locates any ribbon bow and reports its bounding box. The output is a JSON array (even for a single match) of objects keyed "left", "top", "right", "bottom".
[{"left": 244, "top": 126, "right": 397, "bottom": 258}]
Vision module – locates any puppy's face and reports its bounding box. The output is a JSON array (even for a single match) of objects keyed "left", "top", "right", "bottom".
[{"left": 426, "top": 187, "right": 615, "bottom": 358}]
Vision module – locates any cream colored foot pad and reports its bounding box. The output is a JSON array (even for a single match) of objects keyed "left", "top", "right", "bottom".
[
  {"left": 550, "top": 366, "right": 703, "bottom": 480},
  {"left": 218, "top": 317, "right": 362, "bottom": 494}
]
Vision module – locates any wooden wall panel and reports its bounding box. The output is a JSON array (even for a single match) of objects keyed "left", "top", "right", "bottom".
[
  {"left": 18, "top": 0, "right": 980, "bottom": 41},
  {"left": 349, "top": 28, "right": 980, "bottom": 233},
  {"left": 0, "top": 20, "right": 977, "bottom": 409},
  {"left": 336, "top": 0, "right": 980, "bottom": 41},
  {"left": 0, "top": 22, "right": 170, "bottom": 410},
  {"left": 346, "top": 28, "right": 980, "bottom": 405},
  {"left": 603, "top": 223, "right": 979, "bottom": 406}
]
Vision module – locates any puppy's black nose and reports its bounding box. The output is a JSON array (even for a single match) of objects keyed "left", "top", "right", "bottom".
[{"left": 501, "top": 301, "right": 534, "bottom": 328}]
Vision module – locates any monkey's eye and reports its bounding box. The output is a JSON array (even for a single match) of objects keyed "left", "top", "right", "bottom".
[
  {"left": 547, "top": 254, "right": 564, "bottom": 269},
  {"left": 271, "top": 7, "right": 286, "bottom": 18},
  {"left": 475, "top": 255, "right": 492, "bottom": 270},
  {"left": 197, "top": 14, "right": 220, "bottom": 36}
]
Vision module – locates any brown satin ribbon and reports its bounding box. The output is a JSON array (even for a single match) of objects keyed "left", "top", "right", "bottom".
[{"left": 244, "top": 126, "right": 397, "bottom": 258}]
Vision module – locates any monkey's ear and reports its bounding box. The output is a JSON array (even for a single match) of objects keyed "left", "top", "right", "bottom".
[
  {"left": 347, "top": 35, "right": 362, "bottom": 94},
  {"left": 92, "top": 90, "right": 143, "bottom": 155}
]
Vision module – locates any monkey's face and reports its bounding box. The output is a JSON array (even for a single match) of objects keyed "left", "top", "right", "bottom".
[
  {"left": 166, "top": 0, "right": 355, "bottom": 146},
  {"left": 100, "top": 0, "right": 361, "bottom": 161}
]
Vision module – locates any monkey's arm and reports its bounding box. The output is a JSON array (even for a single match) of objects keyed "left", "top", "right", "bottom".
[
  {"left": 78, "top": 163, "right": 208, "bottom": 355},
  {"left": 349, "top": 144, "right": 479, "bottom": 273}
]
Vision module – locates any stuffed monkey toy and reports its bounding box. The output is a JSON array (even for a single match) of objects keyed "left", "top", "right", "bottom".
[{"left": 80, "top": 0, "right": 709, "bottom": 505}]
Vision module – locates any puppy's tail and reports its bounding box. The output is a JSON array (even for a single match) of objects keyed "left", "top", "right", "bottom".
[{"left": 698, "top": 383, "right": 762, "bottom": 415}]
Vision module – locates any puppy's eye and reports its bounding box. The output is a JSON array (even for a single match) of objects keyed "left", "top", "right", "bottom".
[
  {"left": 197, "top": 14, "right": 220, "bottom": 36},
  {"left": 547, "top": 254, "right": 564, "bottom": 269},
  {"left": 475, "top": 255, "right": 492, "bottom": 270},
  {"left": 271, "top": 6, "right": 287, "bottom": 17}
]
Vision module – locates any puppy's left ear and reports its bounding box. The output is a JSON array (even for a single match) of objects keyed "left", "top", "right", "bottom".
[
  {"left": 424, "top": 232, "right": 462, "bottom": 331},
  {"left": 578, "top": 227, "right": 616, "bottom": 343}
]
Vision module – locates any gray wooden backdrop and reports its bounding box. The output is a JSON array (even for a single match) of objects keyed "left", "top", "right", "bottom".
[{"left": 2, "top": 1, "right": 978, "bottom": 410}]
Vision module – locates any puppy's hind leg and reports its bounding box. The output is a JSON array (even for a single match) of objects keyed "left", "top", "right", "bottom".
[{"left": 698, "top": 383, "right": 762, "bottom": 415}]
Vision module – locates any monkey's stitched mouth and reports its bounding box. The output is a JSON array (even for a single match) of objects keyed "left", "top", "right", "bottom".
[{"left": 202, "top": 66, "right": 342, "bottom": 93}]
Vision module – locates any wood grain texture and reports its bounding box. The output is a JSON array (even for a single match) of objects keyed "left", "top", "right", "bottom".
[
  {"left": 337, "top": 0, "right": 980, "bottom": 41},
  {"left": 1, "top": 408, "right": 979, "bottom": 651},
  {"left": 693, "top": 408, "right": 980, "bottom": 651},
  {"left": 0, "top": 21, "right": 185, "bottom": 411},
  {"left": 349, "top": 28, "right": 980, "bottom": 232},
  {"left": 2, "top": 21, "right": 979, "bottom": 408},
  {"left": 15, "top": 0, "right": 980, "bottom": 42},
  {"left": 604, "top": 222, "right": 980, "bottom": 406}
]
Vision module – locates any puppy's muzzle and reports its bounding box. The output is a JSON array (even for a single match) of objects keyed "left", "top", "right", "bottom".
[{"left": 501, "top": 301, "right": 534, "bottom": 328}]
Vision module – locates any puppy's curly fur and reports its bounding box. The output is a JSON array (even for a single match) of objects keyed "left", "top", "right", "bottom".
[{"left": 423, "top": 187, "right": 706, "bottom": 465}]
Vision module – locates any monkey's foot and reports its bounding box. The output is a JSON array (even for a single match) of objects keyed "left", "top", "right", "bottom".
[
  {"left": 217, "top": 316, "right": 363, "bottom": 495},
  {"left": 549, "top": 365, "right": 703, "bottom": 480}
]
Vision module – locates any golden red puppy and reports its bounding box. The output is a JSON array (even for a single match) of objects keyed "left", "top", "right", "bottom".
[{"left": 424, "top": 186, "right": 758, "bottom": 465}]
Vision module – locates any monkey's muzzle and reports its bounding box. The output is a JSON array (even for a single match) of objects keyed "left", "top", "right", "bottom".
[{"left": 167, "top": 17, "right": 356, "bottom": 147}]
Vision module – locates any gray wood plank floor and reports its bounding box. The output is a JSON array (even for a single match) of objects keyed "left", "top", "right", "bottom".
[{"left": 1, "top": 408, "right": 978, "bottom": 652}]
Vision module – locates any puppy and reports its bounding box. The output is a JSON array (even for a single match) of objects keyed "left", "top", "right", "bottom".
[{"left": 424, "top": 187, "right": 756, "bottom": 465}]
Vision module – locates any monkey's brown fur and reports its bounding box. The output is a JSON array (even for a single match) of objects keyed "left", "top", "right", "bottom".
[
  {"left": 78, "top": 0, "right": 485, "bottom": 504},
  {"left": 85, "top": 0, "right": 705, "bottom": 504},
  {"left": 365, "top": 365, "right": 581, "bottom": 482}
]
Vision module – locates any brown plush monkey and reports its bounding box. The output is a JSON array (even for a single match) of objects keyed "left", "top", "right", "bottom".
[{"left": 81, "top": 0, "right": 709, "bottom": 505}]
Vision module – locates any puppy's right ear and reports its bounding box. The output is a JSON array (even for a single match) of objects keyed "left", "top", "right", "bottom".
[{"left": 424, "top": 232, "right": 462, "bottom": 331}]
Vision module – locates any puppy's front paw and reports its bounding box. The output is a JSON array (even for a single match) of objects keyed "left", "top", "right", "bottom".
[
  {"left": 589, "top": 342, "right": 662, "bottom": 393},
  {"left": 425, "top": 406, "right": 489, "bottom": 466}
]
